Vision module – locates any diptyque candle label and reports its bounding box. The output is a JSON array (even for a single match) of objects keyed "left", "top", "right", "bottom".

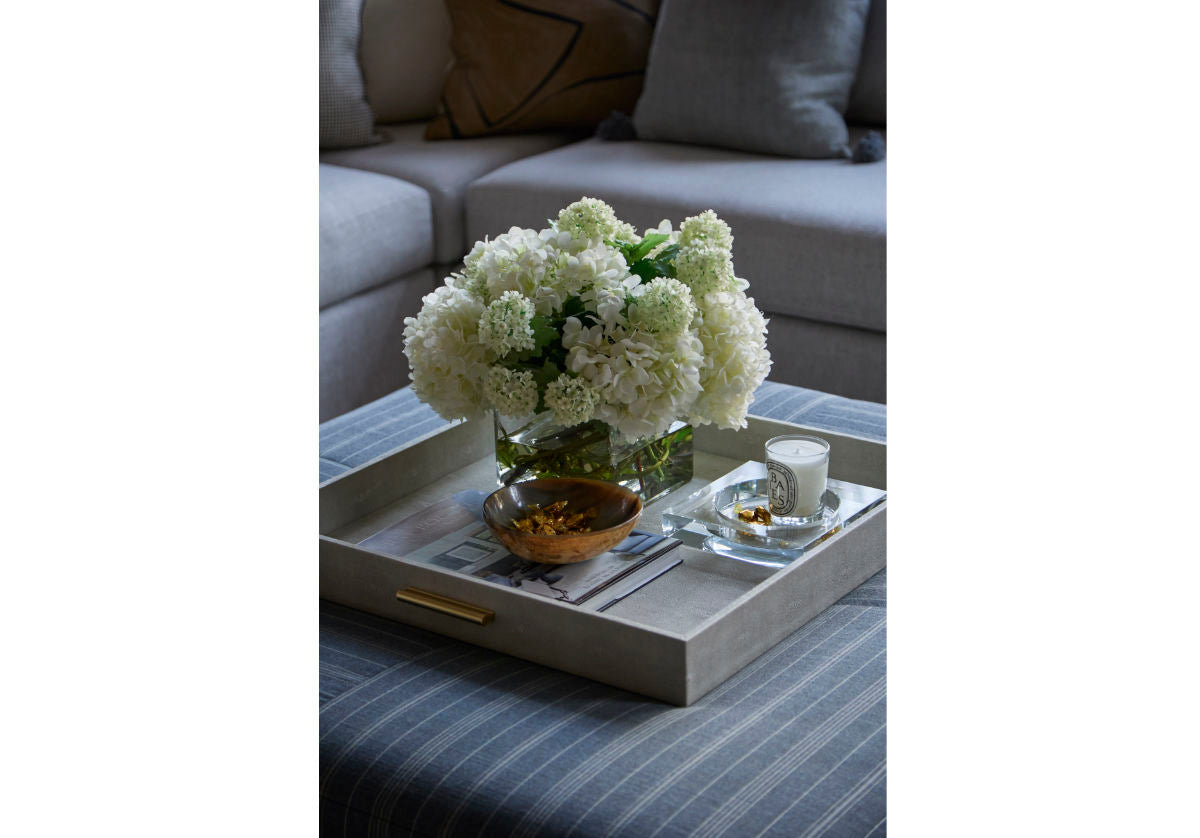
[{"left": 767, "top": 461, "right": 797, "bottom": 515}]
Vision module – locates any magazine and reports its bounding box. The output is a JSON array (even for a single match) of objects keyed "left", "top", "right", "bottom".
[{"left": 358, "top": 490, "right": 682, "bottom": 611}]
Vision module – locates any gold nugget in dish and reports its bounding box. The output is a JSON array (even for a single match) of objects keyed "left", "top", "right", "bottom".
[
  {"left": 510, "top": 500, "right": 600, "bottom": 535},
  {"left": 483, "top": 478, "right": 642, "bottom": 564},
  {"left": 736, "top": 505, "right": 773, "bottom": 525}
]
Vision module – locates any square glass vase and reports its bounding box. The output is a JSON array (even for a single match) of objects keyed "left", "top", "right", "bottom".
[{"left": 494, "top": 411, "right": 693, "bottom": 504}]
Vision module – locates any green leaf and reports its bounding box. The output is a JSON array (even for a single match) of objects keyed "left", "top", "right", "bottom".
[
  {"left": 628, "top": 259, "right": 658, "bottom": 281},
  {"left": 605, "top": 238, "right": 640, "bottom": 264},
  {"left": 532, "top": 358, "right": 563, "bottom": 414},
  {"left": 649, "top": 243, "right": 679, "bottom": 279},
  {"left": 626, "top": 242, "right": 680, "bottom": 282},
  {"left": 608, "top": 234, "right": 670, "bottom": 267},
  {"left": 533, "top": 359, "right": 561, "bottom": 387},
  {"left": 656, "top": 243, "right": 679, "bottom": 262},
  {"left": 628, "top": 233, "right": 669, "bottom": 262},
  {"left": 560, "top": 296, "right": 586, "bottom": 319},
  {"left": 529, "top": 316, "right": 558, "bottom": 352}
]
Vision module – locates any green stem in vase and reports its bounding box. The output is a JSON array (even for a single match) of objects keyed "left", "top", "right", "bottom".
[
  {"left": 495, "top": 414, "right": 693, "bottom": 503},
  {"left": 497, "top": 422, "right": 612, "bottom": 485}
]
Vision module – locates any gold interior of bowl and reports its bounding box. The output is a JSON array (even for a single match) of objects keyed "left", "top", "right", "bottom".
[
  {"left": 482, "top": 479, "right": 643, "bottom": 563},
  {"left": 484, "top": 479, "right": 642, "bottom": 536}
]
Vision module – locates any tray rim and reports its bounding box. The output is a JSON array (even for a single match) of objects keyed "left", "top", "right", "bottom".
[
  {"left": 319, "top": 411, "right": 885, "bottom": 640},
  {"left": 690, "top": 502, "right": 886, "bottom": 637},
  {"left": 320, "top": 532, "right": 693, "bottom": 641}
]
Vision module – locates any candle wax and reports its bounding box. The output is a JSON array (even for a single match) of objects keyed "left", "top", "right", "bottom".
[{"left": 766, "top": 438, "right": 829, "bottom": 517}]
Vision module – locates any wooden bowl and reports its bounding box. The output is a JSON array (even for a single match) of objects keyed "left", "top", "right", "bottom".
[{"left": 483, "top": 478, "right": 643, "bottom": 564}]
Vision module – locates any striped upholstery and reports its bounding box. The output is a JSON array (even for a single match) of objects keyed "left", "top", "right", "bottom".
[{"left": 320, "top": 381, "right": 887, "bottom": 836}]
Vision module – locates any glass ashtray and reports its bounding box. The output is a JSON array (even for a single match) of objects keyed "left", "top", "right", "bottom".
[
  {"left": 661, "top": 461, "right": 885, "bottom": 568},
  {"left": 713, "top": 479, "right": 841, "bottom": 541}
]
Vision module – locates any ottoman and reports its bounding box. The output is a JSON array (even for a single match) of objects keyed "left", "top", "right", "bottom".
[{"left": 319, "top": 380, "right": 887, "bottom": 838}]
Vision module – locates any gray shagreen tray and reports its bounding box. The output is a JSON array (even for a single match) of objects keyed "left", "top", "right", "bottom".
[{"left": 319, "top": 415, "right": 886, "bottom": 706}]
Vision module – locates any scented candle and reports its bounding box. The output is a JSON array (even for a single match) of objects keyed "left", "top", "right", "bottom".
[{"left": 765, "top": 435, "right": 830, "bottom": 519}]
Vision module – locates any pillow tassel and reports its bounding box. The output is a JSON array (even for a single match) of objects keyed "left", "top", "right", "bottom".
[
  {"left": 851, "top": 130, "right": 886, "bottom": 163},
  {"left": 597, "top": 111, "right": 637, "bottom": 141}
]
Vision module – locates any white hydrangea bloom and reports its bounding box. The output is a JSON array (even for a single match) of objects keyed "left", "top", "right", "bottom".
[
  {"left": 485, "top": 366, "right": 539, "bottom": 418},
  {"left": 478, "top": 290, "right": 536, "bottom": 356},
  {"left": 540, "top": 227, "right": 575, "bottom": 250},
  {"left": 529, "top": 260, "right": 576, "bottom": 315},
  {"left": 603, "top": 330, "right": 704, "bottom": 440},
  {"left": 689, "top": 290, "right": 772, "bottom": 430},
  {"left": 460, "top": 238, "right": 488, "bottom": 271},
  {"left": 462, "top": 227, "right": 557, "bottom": 305},
  {"left": 612, "top": 220, "right": 640, "bottom": 243},
  {"left": 561, "top": 314, "right": 601, "bottom": 345},
  {"left": 628, "top": 277, "right": 696, "bottom": 336},
  {"left": 544, "top": 373, "right": 600, "bottom": 427},
  {"left": 558, "top": 316, "right": 604, "bottom": 378},
  {"left": 402, "top": 285, "right": 491, "bottom": 420},
  {"left": 569, "top": 331, "right": 655, "bottom": 403},
  {"left": 404, "top": 198, "right": 771, "bottom": 438},
  {"left": 678, "top": 209, "right": 733, "bottom": 254},
  {"left": 563, "top": 243, "right": 640, "bottom": 328},
  {"left": 554, "top": 197, "right": 620, "bottom": 244},
  {"left": 674, "top": 243, "right": 736, "bottom": 297},
  {"left": 566, "top": 321, "right": 703, "bottom": 440},
  {"left": 446, "top": 266, "right": 487, "bottom": 300}
]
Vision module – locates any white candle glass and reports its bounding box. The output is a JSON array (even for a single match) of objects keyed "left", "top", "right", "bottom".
[{"left": 765, "top": 435, "right": 830, "bottom": 522}]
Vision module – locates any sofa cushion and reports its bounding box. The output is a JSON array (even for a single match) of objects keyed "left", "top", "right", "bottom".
[
  {"left": 846, "top": 0, "right": 887, "bottom": 126},
  {"left": 466, "top": 137, "right": 885, "bottom": 332},
  {"left": 360, "top": 0, "right": 453, "bottom": 124},
  {"left": 762, "top": 313, "right": 885, "bottom": 403},
  {"left": 320, "top": 267, "right": 438, "bottom": 421},
  {"left": 319, "top": 164, "right": 434, "bottom": 309},
  {"left": 426, "top": 0, "right": 659, "bottom": 140},
  {"left": 633, "top": 0, "right": 870, "bottom": 159},
  {"left": 319, "top": 0, "right": 378, "bottom": 149},
  {"left": 321, "top": 123, "right": 581, "bottom": 264}
]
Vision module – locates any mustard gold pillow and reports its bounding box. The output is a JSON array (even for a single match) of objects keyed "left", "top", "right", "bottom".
[{"left": 426, "top": 0, "right": 659, "bottom": 140}]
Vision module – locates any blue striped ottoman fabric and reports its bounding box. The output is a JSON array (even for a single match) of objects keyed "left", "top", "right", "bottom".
[{"left": 320, "top": 381, "right": 887, "bottom": 836}]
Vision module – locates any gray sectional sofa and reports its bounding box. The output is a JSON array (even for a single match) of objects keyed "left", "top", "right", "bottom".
[
  {"left": 319, "top": 127, "right": 580, "bottom": 419},
  {"left": 319, "top": 0, "right": 886, "bottom": 422}
]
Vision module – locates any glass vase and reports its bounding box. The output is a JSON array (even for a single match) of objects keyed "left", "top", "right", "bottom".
[{"left": 494, "top": 411, "right": 693, "bottom": 504}]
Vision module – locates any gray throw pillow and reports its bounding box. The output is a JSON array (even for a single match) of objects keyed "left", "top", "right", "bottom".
[
  {"left": 633, "top": 0, "right": 871, "bottom": 158},
  {"left": 320, "top": 0, "right": 378, "bottom": 149},
  {"left": 846, "top": 0, "right": 886, "bottom": 126}
]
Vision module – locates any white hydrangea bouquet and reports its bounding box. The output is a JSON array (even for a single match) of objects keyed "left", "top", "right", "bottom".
[{"left": 403, "top": 197, "right": 771, "bottom": 500}]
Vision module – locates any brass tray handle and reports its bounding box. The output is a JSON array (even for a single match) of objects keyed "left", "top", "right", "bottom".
[{"left": 395, "top": 587, "right": 494, "bottom": 626}]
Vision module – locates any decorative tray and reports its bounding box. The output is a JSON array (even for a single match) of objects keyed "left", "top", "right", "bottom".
[{"left": 319, "top": 415, "right": 886, "bottom": 705}]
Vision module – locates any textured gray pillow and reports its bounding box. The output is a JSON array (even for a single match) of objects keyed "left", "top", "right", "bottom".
[
  {"left": 846, "top": 0, "right": 887, "bottom": 126},
  {"left": 360, "top": 0, "right": 453, "bottom": 124},
  {"left": 633, "top": 0, "right": 871, "bottom": 158},
  {"left": 320, "top": 0, "right": 378, "bottom": 149}
]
